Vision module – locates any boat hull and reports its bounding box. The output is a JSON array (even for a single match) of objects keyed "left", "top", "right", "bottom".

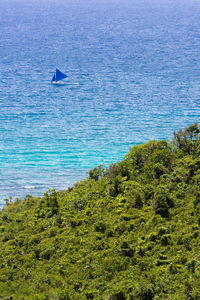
[{"left": 51, "top": 80, "right": 65, "bottom": 85}]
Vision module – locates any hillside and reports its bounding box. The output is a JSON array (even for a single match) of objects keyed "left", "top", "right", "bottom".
[{"left": 0, "top": 123, "right": 200, "bottom": 299}]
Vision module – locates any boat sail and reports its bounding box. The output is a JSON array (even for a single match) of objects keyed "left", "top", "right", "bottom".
[{"left": 51, "top": 68, "right": 67, "bottom": 84}]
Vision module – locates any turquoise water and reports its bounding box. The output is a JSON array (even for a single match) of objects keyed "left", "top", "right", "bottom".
[{"left": 0, "top": 0, "right": 200, "bottom": 205}]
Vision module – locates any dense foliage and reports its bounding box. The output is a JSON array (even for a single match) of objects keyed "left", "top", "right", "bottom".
[{"left": 0, "top": 123, "right": 200, "bottom": 299}]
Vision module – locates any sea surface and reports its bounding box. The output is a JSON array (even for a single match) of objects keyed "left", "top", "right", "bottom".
[{"left": 0, "top": 0, "right": 200, "bottom": 205}]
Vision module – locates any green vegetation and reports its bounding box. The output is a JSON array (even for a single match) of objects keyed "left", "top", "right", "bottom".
[{"left": 0, "top": 123, "right": 200, "bottom": 299}]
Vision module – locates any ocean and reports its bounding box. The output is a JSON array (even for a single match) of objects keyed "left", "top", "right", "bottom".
[{"left": 0, "top": 0, "right": 200, "bottom": 205}]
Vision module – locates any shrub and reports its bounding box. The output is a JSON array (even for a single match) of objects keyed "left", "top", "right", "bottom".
[{"left": 94, "top": 221, "right": 107, "bottom": 233}]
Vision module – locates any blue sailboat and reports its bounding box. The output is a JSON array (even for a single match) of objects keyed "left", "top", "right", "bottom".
[{"left": 51, "top": 68, "right": 67, "bottom": 84}]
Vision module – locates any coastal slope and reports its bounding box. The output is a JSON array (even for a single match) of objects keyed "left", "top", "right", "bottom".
[{"left": 0, "top": 123, "right": 200, "bottom": 299}]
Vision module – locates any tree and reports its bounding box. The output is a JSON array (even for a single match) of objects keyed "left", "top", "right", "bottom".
[
  {"left": 153, "top": 186, "right": 173, "bottom": 218},
  {"left": 88, "top": 165, "right": 105, "bottom": 181},
  {"left": 43, "top": 189, "right": 59, "bottom": 215},
  {"left": 173, "top": 122, "right": 200, "bottom": 154}
]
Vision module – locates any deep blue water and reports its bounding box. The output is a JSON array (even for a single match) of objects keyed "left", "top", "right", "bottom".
[{"left": 0, "top": 0, "right": 200, "bottom": 205}]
